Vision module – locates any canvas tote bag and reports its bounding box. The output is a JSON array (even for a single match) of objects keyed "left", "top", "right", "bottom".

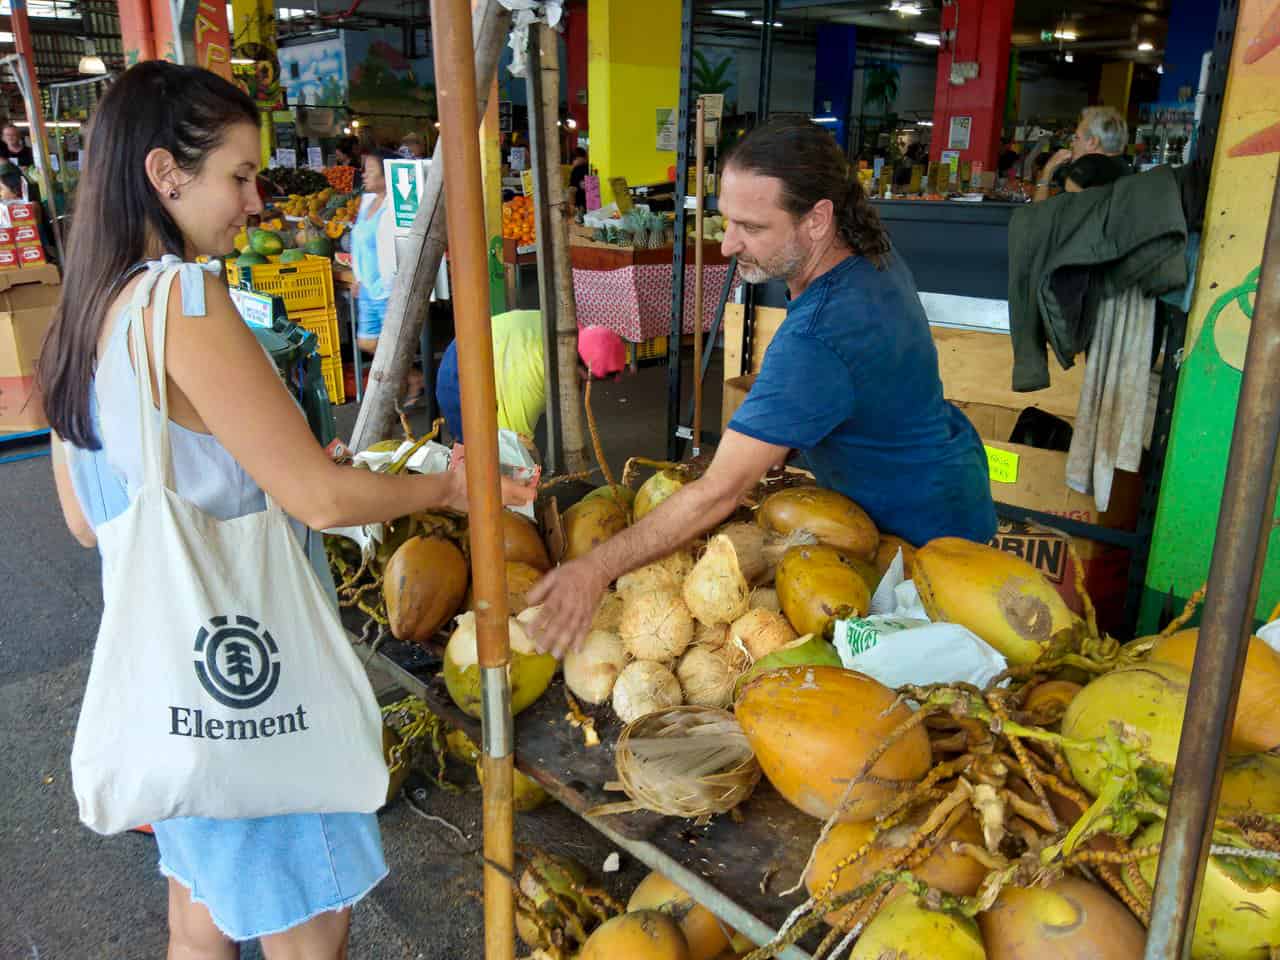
[{"left": 71, "top": 262, "right": 388, "bottom": 835}]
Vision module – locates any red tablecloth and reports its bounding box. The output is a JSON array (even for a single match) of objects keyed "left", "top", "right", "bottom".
[{"left": 573, "top": 261, "right": 738, "bottom": 342}]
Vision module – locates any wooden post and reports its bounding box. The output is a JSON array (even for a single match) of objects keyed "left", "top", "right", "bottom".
[
  {"left": 692, "top": 96, "right": 706, "bottom": 456},
  {"left": 526, "top": 22, "right": 589, "bottom": 474},
  {"left": 350, "top": 0, "right": 512, "bottom": 452},
  {"left": 429, "top": 1, "right": 515, "bottom": 959}
]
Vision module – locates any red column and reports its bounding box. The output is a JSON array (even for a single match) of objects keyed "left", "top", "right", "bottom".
[
  {"left": 929, "top": 0, "right": 1015, "bottom": 174},
  {"left": 564, "top": 0, "right": 589, "bottom": 134},
  {"left": 118, "top": 0, "right": 157, "bottom": 64}
]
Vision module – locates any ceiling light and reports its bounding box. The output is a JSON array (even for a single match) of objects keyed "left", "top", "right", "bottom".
[
  {"left": 230, "top": 57, "right": 255, "bottom": 65},
  {"left": 14, "top": 121, "right": 81, "bottom": 128},
  {"left": 1064, "top": 53, "right": 1074, "bottom": 63},
  {"left": 812, "top": 117, "right": 839, "bottom": 124},
  {"left": 1138, "top": 41, "right": 1154, "bottom": 52},
  {"left": 566, "top": 118, "right": 578, "bottom": 130},
  {"left": 916, "top": 120, "right": 933, "bottom": 126},
  {"left": 78, "top": 37, "right": 106, "bottom": 75},
  {"left": 914, "top": 32, "right": 941, "bottom": 46},
  {"left": 890, "top": 1, "right": 923, "bottom": 15},
  {"left": 1157, "top": 63, "right": 1164, "bottom": 74},
  {"left": 1053, "top": 30, "right": 1077, "bottom": 41},
  {"left": 710, "top": 8, "right": 748, "bottom": 17},
  {"left": 352, "top": 119, "right": 360, "bottom": 128},
  {"left": 750, "top": 19, "right": 783, "bottom": 26},
  {"left": 0, "top": 31, "right": 13, "bottom": 42}
]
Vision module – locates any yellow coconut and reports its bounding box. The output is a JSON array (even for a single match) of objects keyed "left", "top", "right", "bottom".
[
  {"left": 464, "top": 560, "right": 542, "bottom": 615},
  {"left": 717, "top": 522, "right": 769, "bottom": 584},
  {"left": 628, "top": 872, "right": 731, "bottom": 960},
  {"left": 850, "top": 894, "right": 984, "bottom": 960},
  {"left": 476, "top": 759, "right": 548, "bottom": 812},
  {"left": 634, "top": 470, "right": 687, "bottom": 521},
  {"left": 501, "top": 509, "right": 551, "bottom": 571},
  {"left": 516, "top": 853, "right": 592, "bottom": 949},
  {"left": 1219, "top": 753, "right": 1280, "bottom": 816},
  {"left": 734, "top": 635, "right": 843, "bottom": 700},
  {"left": 617, "top": 551, "right": 696, "bottom": 596},
  {"left": 914, "top": 537, "right": 1082, "bottom": 665},
  {"left": 775, "top": 544, "right": 871, "bottom": 637},
  {"left": 728, "top": 608, "right": 798, "bottom": 662},
  {"left": 564, "top": 629, "right": 628, "bottom": 705},
  {"left": 676, "top": 644, "right": 748, "bottom": 709},
  {"left": 583, "top": 482, "right": 637, "bottom": 517},
  {"left": 442, "top": 611, "right": 558, "bottom": 719},
  {"left": 1059, "top": 662, "right": 1189, "bottom": 797},
  {"left": 683, "top": 535, "right": 751, "bottom": 627},
  {"left": 805, "top": 813, "right": 986, "bottom": 929},
  {"left": 444, "top": 727, "right": 481, "bottom": 764},
  {"left": 757, "top": 487, "right": 880, "bottom": 560},
  {"left": 383, "top": 535, "right": 469, "bottom": 644},
  {"left": 580, "top": 910, "right": 691, "bottom": 960},
  {"left": 1022, "top": 680, "right": 1082, "bottom": 722},
  {"left": 1145, "top": 628, "right": 1280, "bottom": 753},
  {"left": 1131, "top": 821, "right": 1280, "bottom": 959},
  {"left": 620, "top": 589, "right": 695, "bottom": 662},
  {"left": 613, "top": 660, "right": 684, "bottom": 724},
  {"left": 875, "top": 534, "right": 917, "bottom": 579},
  {"left": 980, "top": 877, "right": 1146, "bottom": 960},
  {"left": 562, "top": 496, "right": 629, "bottom": 562},
  {"left": 736, "top": 666, "right": 932, "bottom": 821}
]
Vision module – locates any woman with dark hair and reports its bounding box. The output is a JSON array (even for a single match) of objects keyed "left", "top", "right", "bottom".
[
  {"left": 527, "top": 118, "right": 995, "bottom": 656},
  {"left": 40, "top": 61, "right": 531, "bottom": 957}
]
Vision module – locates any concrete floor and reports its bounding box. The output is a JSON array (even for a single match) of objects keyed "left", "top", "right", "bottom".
[{"left": 0, "top": 346, "right": 720, "bottom": 959}]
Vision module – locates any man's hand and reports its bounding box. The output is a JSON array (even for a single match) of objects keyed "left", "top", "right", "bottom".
[
  {"left": 1044, "top": 148, "right": 1073, "bottom": 176},
  {"left": 526, "top": 559, "right": 611, "bottom": 659}
]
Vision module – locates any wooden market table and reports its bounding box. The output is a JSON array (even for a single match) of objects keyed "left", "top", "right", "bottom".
[{"left": 370, "top": 637, "right": 819, "bottom": 959}]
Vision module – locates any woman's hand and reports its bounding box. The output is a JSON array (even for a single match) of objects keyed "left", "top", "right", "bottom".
[{"left": 440, "top": 462, "right": 537, "bottom": 513}]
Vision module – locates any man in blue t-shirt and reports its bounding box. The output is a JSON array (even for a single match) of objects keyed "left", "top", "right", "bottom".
[{"left": 527, "top": 119, "right": 996, "bottom": 657}]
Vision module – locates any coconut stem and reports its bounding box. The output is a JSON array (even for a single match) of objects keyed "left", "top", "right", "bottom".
[
  {"left": 582, "top": 373, "right": 617, "bottom": 489},
  {"left": 1068, "top": 540, "right": 1101, "bottom": 641},
  {"left": 987, "top": 693, "right": 1059, "bottom": 832},
  {"left": 1159, "top": 582, "right": 1207, "bottom": 637}
]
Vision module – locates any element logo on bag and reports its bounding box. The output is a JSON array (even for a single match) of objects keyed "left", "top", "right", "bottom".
[{"left": 193, "top": 615, "right": 281, "bottom": 709}]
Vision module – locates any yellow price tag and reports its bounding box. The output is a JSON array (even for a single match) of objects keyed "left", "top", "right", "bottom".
[
  {"left": 520, "top": 169, "right": 534, "bottom": 198},
  {"left": 984, "top": 445, "right": 1020, "bottom": 484}
]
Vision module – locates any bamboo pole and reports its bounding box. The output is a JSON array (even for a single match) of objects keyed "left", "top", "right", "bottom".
[
  {"left": 692, "top": 97, "right": 706, "bottom": 457},
  {"left": 350, "top": 0, "right": 511, "bottom": 452},
  {"left": 429, "top": 2, "right": 514, "bottom": 958}
]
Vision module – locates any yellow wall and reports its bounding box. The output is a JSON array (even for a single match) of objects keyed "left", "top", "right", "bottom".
[
  {"left": 588, "top": 0, "right": 681, "bottom": 189},
  {"left": 1098, "top": 61, "right": 1134, "bottom": 114}
]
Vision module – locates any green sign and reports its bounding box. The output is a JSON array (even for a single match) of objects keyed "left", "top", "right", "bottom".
[{"left": 388, "top": 159, "right": 421, "bottom": 229}]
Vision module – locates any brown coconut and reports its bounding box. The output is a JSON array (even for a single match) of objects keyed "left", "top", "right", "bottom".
[
  {"left": 383, "top": 535, "right": 469, "bottom": 644},
  {"left": 612, "top": 660, "right": 684, "bottom": 724},
  {"left": 464, "top": 560, "right": 542, "bottom": 615},
  {"left": 717, "top": 522, "right": 769, "bottom": 584},
  {"left": 676, "top": 644, "right": 748, "bottom": 709},
  {"left": 617, "top": 551, "right": 695, "bottom": 596},
  {"left": 683, "top": 535, "right": 751, "bottom": 627},
  {"left": 757, "top": 487, "right": 879, "bottom": 560},
  {"left": 620, "top": 589, "right": 695, "bottom": 662},
  {"left": 729, "top": 608, "right": 798, "bottom": 662},
  {"left": 500, "top": 509, "right": 551, "bottom": 571},
  {"left": 592, "top": 590, "right": 625, "bottom": 632}
]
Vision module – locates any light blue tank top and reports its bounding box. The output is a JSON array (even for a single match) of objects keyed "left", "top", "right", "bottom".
[
  {"left": 350, "top": 194, "right": 388, "bottom": 301},
  {"left": 66, "top": 257, "right": 334, "bottom": 595}
]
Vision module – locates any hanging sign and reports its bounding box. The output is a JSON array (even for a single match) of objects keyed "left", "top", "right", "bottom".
[
  {"left": 609, "top": 176, "right": 633, "bottom": 213},
  {"left": 521, "top": 169, "right": 535, "bottom": 198},
  {"left": 656, "top": 109, "right": 678, "bottom": 152},
  {"left": 948, "top": 115, "right": 973, "bottom": 150},
  {"left": 387, "top": 158, "right": 427, "bottom": 230},
  {"left": 307, "top": 146, "right": 324, "bottom": 169},
  {"left": 194, "top": 0, "right": 233, "bottom": 80},
  {"left": 509, "top": 146, "right": 528, "bottom": 171},
  {"left": 275, "top": 148, "right": 297, "bottom": 169},
  {"left": 583, "top": 175, "right": 602, "bottom": 212}
]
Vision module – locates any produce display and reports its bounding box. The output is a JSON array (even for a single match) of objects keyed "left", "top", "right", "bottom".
[
  {"left": 262, "top": 166, "right": 329, "bottom": 196},
  {"left": 503, "top": 194, "right": 536, "bottom": 245},
  {"left": 334, "top": 448, "right": 1280, "bottom": 960},
  {"left": 323, "top": 164, "right": 357, "bottom": 193}
]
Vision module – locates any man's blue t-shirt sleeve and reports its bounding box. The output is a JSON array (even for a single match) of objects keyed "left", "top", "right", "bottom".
[{"left": 728, "top": 332, "right": 854, "bottom": 450}]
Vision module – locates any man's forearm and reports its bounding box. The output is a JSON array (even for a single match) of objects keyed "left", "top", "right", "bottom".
[{"left": 591, "top": 478, "right": 739, "bottom": 585}]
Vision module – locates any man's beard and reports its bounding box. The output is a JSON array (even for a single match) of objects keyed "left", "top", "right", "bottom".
[{"left": 737, "top": 241, "right": 806, "bottom": 285}]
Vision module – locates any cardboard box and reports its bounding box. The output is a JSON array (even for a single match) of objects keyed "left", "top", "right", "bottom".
[
  {"left": 18, "top": 245, "right": 46, "bottom": 267},
  {"left": 13, "top": 225, "right": 38, "bottom": 247},
  {"left": 0, "top": 264, "right": 61, "bottom": 379},
  {"left": 0, "top": 249, "right": 18, "bottom": 271},
  {"left": 0, "top": 374, "right": 46, "bottom": 431},
  {"left": 5, "top": 202, "right": 37, "bottom": 226},
  {"left": 0, "top": 229, "right": 16, "bottom": 249}
]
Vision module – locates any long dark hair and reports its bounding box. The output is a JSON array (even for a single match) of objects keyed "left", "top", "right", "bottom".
[
  {"left": 724, "top": 118, "right": 892, "bottom": 268},
  {"left": 38, "top": 61, "right": 259, "bottom": 449}
]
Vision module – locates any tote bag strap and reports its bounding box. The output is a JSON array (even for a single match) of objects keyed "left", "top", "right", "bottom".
[{"left": 127, "top": 260, "right": 185, "bottom": 491}]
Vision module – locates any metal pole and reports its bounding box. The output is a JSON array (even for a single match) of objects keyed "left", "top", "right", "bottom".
[
  {"left": 524, "top": 30, "right": 562, "bottom": 474},
  {"left": 665, "top": 0, "right": 696, "bottom": 461},
  {"left": 3, "top": 12, "right": 62, "bottom": 263},
  {"left": 756, "top": 0, "right": 776, "bottom": 123},
  {"left": 428, "top": 2, "right": 514, "bottom": 959},
  {"left": 1144, "top": 157, "right": 1280, "bottom": 959},
  {"left": 691, "top": 96, "right": 705, "bottom": 458}
]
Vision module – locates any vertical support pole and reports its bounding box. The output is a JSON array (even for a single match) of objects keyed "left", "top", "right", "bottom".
[
  {"left": 665, "top": 0, "right": 696, "bottom": 461},
  {"left": 119, "top": 0, "right": 158, "bottom": 64},
  {"left": 429, "top": 2, "right": 514, "bottom": 959},
  {"left": 8, "top": 5, "right": 61, "bottom": 262},
  {"left": 756, "top": 0, "right": 776, "bottom": 123},
  {"left": 691, "top": 96, "right": 705, "bottom": 458},
  {"left": 1144, "top": 159, "right": 1280, "bottom": 959}
]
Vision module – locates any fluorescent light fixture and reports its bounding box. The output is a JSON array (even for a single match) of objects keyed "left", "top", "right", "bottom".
[
  {"left": 1138, "top": 41, "right": 1154, "bottom": 51},
  {"left": 1064, "top": 53, "right": 1074, "bottom": 63},
  {"left": 710, "top": 8, "right": 749, "bottom": 17},
  {"left": 1053, "top": 30, "right": 1077, "bottom": 41},
  {"left": 812, "top": 117, "right": 839, "bottom": 124},
  {"left": 916, "top": 120, "right": 933, "bottom": 126},
  {"left": 914, "top": 32, "right": 941, "bottom": 46},
  {"left": 231, "top": 57, "right": 255, "bottom": 65},
  {"left": 1157, "top": 63, "right": 1164, "bottom": 74},
  {"left": 750, "top": 19, "right": 783, "bottom": 26},
  {"left": 890, "top": 1, "right": 922, "bottom": 14},
  {"left": 14, "top": 121, "right": 81, "bottom": 128},
  {"left": 566, "top": 118, "right": 578, "bottom": 129},
  {"left": 0, "top": 32, "right": 13, "bottom": 42},
  {"left": 278, "top": 8, "right": 308, "bottom": 19}
]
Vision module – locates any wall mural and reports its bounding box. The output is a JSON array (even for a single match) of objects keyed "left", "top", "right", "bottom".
[
  {"left": 278, "top": 37, "right": 348, "bottom": 108},
  {"left": 345, "top": 30, "right": 437, "bottom": 142}
]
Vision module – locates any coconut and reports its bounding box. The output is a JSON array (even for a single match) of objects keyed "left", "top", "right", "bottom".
[
  {"left": 617, "top": 551, "right": 695, "bottom": 596},
  {"left": 516, "top": 853, "right": 592, "bottom": 949},
  {"left": 1219, "top": 753, "right": 1280, "bottom": 816},
  {"left": 736, "top": 666, "right": 932, "bottom": 821},
  {"left": 1022, "top": 679, "right": 1082, "bottom": 722},
  {"left": 1146, "top": 628, "right": 1280, "bottom": 752},
  {"left": 980, "top": 877, "right": 1146, "bottom": 960},
  {"left": 382, "top": 723, "right": 409, "bottom": 805},
  {"left": 383, "top": 535, "right": 469, "bottom": 644},
  {"left": 758, "top": 529, "right": 819, "bottom": 584},
  {"left": 634, "top": 470, "right": 687, "bottom": 521},
  {"left": 464, "top": 560, "right": 542, "bottom": 615},
  {"left": 775, "top": 544, "right": 871, "bottom": 637},
  {"left": 582, "top": 482, "right": 637, "bottom": 517},
  {"left": 628, "top": 872, "right": 731, "bottom": 960},
  {"left": 1130, "top": 820, "right": 1280, "bottom": 958},
  {"left": 695, "top": 620, "right": 731, "bottom": 649},
  {"left": 442, "top": 611, "right": 558, "bottom": 719},
  {"left": 500, "top": 509, "right": 551, "bottom": 571},
  {"left": 562, "top": 496, "right": 629, "bottom": 561},
  {"left": 580, "top": 910, "right": 691, "bottom": 960},
  {"left": 564, "top": 630, "right": 629, "bottom": 705},
  {"left": 734, "top": 635, "right": 843, "bottom": 699},
  {"left": 850, "top": 894, "right": 984, "bottom": 960},
  {"left": 444, "top": 728, "right": 481, "bottom": 764},
  {"left": 683, "top": 535, "right": 751, "bottom": 627},
  {"left": 717, "top": 522, "right": 769, "bottom": 584},
  {"left": 729, "top": 608, "right": 798, "bottom": 662},
  {"left": 613, "top": 660, "right": 683, "bottom": 724},
  {"left": 592, "top": 590, "right": 625, "bottom": 632},
  {"left": 875, "top": 534, "right": 917, "bottom": 579},
  {"left": 476, "top": 759, "right": 548, "bottom": 812},
  {"left": 757, "top": 487, "right": 880, "bottom": 560},
  {"left": 1060, "top": 661, "right": 1189, "bottom": 796},
  {"left": 749, "top": 586, "right": 781, "bottom": 613},
  {"left": 677, "top": 644, "right": 747, "bottom": 709},
  {"left": 620, "top": 589, "right": 695, "bottom": 662}
]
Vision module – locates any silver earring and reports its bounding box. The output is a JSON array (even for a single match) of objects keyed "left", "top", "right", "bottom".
[{"left": 169, "top": 189, "right": 180, "bottom": 200}]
